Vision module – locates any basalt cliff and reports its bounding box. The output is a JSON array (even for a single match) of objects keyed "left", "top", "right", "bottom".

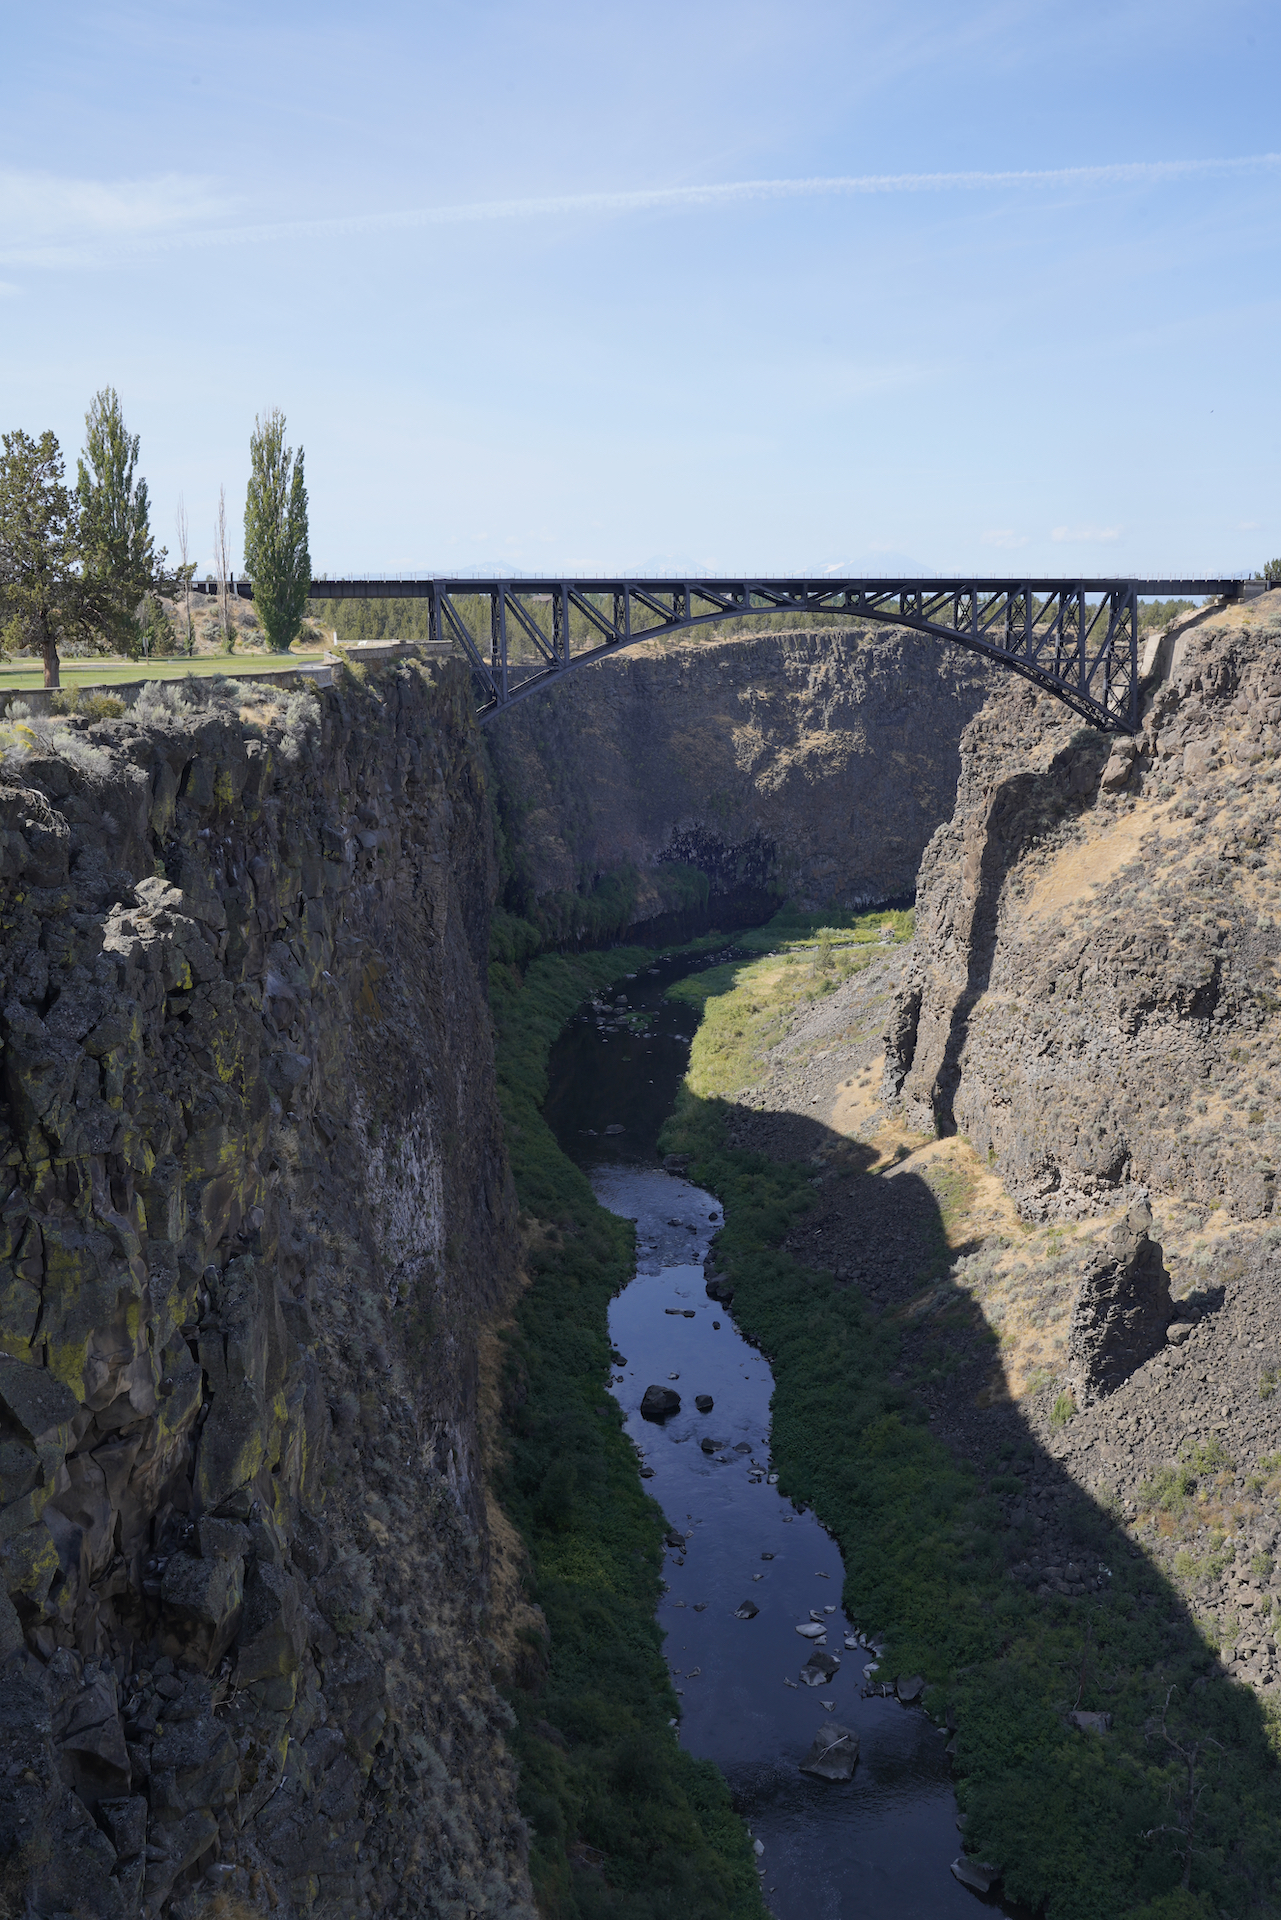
[
  {"left": 0, "top": 664, "right": 535, "bottom": 1920},
  {"left": 887, "top": 590, "right": 1281, "bottom": 1224},
  {"left": 882, "top": 590, "right": 1281, "bottom": 1684},
  {"left": 485, "top": 625, "right": 992, "bottom": 934}
]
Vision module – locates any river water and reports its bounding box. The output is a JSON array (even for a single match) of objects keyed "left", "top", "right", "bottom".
[{"left": 544, "top": 950, "right": 1010, "bottom": 1917}]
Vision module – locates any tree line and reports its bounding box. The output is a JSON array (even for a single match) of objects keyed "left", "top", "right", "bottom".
[{"left": 0, "top": 392, "right": 311, "bottom": 687}]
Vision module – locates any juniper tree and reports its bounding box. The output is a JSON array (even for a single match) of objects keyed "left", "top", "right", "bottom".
[
  {"left": 0, "top": 429, "right": 81, "bottom": 688},
  {"left": 243, "top": 409, "right": 310, "bottom": 652}
]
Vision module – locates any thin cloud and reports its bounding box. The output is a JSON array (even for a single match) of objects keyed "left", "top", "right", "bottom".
[
  {"left": 0, "top": 168, "right": 229, "bottom": 250},
  {"left": 982, "top": 528, "right": 1029, "bottom": 548},
  {"left": 1051, "top": 525, "right": 1122, "bottom": 543},
  {"left": 2, "top": 152, "right": 1278, "bottom": 269}
]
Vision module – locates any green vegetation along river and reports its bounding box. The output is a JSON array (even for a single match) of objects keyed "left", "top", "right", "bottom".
[{"left": 493, "top": 907, "right": 1281, "bottom": 1919}]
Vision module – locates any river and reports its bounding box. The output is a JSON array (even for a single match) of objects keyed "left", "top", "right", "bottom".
[{"left": 543, "top": 948, "right": 1012, "bottom": 1917}]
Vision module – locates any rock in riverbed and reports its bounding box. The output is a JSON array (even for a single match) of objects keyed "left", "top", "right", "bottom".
[
  {"left": 800, "top": 1651, "right": 841, "bottom": 1687},
  {"left": 950, "top": 1859, "right": 1002, "bottom": 1894},
  {"left": 896, "top": 1674, "right": 924, "bottom": 1703},
  {"left": 799, "top": 1723, "right": 859, "bottom": 1781},
  {"left": 641, "top": 1385, "right": 681, "bottom": 1419},
  {"left": 694, "top": 1394, "right": 714, "bottom": 1412},
  {"left": 796, "top": 1622, "right": 827, "bottom": 1639},
  {"left": 735, "top": 1600, "right": 760, "bottom": 1619}
]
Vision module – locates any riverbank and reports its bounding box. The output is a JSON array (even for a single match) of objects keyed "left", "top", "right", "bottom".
[
  {"left": 487, "top": 940, "right": 765, "bottom": 1919},
  {"left": 656, "top": 913, "right": 1281, "bottom": 1919}
]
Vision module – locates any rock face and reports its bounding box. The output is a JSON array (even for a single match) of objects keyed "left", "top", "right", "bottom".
[
  {"left": 1066, "top": 1203, "right": 1175, "bottom": 1403},
  {"left": 486, "top": 625, "right": 992, "bottom": 931},
  {"left": 0, "top": 664, "right": 534, "bottom": 1917},
  {"left": 884, "top": 591, "right": 1281, "bottom": 1223}
]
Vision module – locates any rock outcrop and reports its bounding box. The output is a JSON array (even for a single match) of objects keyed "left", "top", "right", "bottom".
[
  {"left": 884, "top": 590, "right": 1281, "bottom": 1223},
  {"left": 1064, "top": 1201, "right": 1174, "bottom": 1403},
  {"left": 0, "top": 664, "right": 534, "bottom": 1917},
  {"left": 486, "top": 625, "right": 992, "bottom": 932}
]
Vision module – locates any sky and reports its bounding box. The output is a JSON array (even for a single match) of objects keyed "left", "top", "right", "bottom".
[{"left": 2, "top": 1, "right": 1278, "bottom": 580}]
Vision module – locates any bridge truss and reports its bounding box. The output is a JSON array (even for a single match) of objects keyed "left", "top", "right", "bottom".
[{"left": 212, "top": 575, "right": 1259, "bottom": 731}]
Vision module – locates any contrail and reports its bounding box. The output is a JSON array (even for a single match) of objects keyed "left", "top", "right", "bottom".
[{"left": 3, "top": 153, "right": 1278, "bottom": 268}]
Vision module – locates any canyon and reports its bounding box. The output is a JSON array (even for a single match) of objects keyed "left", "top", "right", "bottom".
[{"left": 2, "top": 591, "right": 1281, "bottom": 1917}]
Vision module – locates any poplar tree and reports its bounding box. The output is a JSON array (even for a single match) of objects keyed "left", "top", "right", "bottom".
[
  {"left": 0, "top": 429, "right": 81, "bottom": 688},
  {"left": 243, "top": 410, "right": 310, "bottom": 652},
  {"left": 76, "top": 387, "right": 160, "bottom": 653}
]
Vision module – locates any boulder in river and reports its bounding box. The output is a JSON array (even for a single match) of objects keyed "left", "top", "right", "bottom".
[
  {"left": 700, "top": 1437, "right": 717, "bottom": 1454},
  {"left": 950, "top": 1859, "right": 1002, "bottom": 1894},
  {"left": 694, "top": 1394, "right": 714, "bottom": 1412},
  {"left": 705, "top": 1278, "right": 735, "bottom": 1304},
  {"left": 799, "top": 1724, "right": 859, "bottom": 1782},
  {"left": 896, "top": 1674, "right": 924, "bottom": 1703},
  {"left": 796, "top": 1622, "right": 827, "bottom": 1639},
  {"left": 800, "top": 1651, "right": 840, "bottom": 1687},
  {"left": 640, "top": 1385, "right": 681, "bottom": 1420},
  {"left": 734, "top": 1600, "right": 759, "bottom": 1620}
]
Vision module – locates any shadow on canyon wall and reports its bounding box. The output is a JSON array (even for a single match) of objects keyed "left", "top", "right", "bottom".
[{"left": 917, "top": 728, "right": 1115, "bottom": 1135}]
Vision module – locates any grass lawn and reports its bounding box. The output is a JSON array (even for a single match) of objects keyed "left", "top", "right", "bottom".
[{"left": 0, "top": 651, "right": 328, "bottom": 691}]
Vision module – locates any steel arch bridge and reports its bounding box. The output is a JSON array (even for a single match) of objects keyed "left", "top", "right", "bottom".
[{"left": 209, "top": 575, "right": 1264, "bottom": 732}]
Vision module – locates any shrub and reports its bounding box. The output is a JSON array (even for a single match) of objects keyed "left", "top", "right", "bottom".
[
  {"left": 1141, "top": 1463, "right": 1198, "bottom": 1514},
  {"left": 48, "top": 686, "right": 126, "bottom": 720},
  {"left": 1050, "top": 1391, "right": 1076, "bottom": 1428},
  {"left": 133, "top": 679, "right": 193, "bottom": 721},
  {"left": 1183, "top": 1434, "right": 1233, "bottom": 1475}
]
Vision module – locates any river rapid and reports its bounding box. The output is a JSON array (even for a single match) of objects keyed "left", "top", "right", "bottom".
[{"left": 543, "top": 949, "right": 1011, "bottom": 1918}]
